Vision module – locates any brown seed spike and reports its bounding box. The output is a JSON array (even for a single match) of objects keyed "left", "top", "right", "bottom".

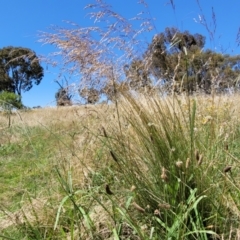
[
  {"left": 110, "top": 150, "right": 118, "bottom": 162},
  {"left": 102, "top": 126, "right": 108, "bottom": 138},
  {"left": 223, "top": 166, "right": 232, "bottom": 173},
  {"left": 195, "top": 150, "right": 199, "bottom": 161},
  {"left": 224, "top": 143, "right": 229, "bottom": 151},
  {"left": 105, "top": 184, "right": 114, "bottom": 195}
]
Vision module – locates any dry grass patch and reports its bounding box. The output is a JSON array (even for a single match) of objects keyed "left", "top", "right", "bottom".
[{"left": 2, "top": 94, "right": 240, "bottom": 239}]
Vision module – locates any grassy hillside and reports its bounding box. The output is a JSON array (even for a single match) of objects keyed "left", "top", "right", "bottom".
[{"left": 1, "top": 93, "right": 240, "bottom": 239}]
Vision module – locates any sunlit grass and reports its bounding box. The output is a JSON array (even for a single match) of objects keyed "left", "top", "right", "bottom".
[{"left": 1, "top": 94, "right": 240, "bottom": 239}]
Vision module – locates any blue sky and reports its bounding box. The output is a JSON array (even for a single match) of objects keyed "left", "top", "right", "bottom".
[{"left": 1, "top": 0, "right": 240, "bottom": 107}]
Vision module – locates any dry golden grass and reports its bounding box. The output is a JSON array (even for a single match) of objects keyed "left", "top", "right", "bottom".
[
  {"left": 0, "top": 93, "right": 237, "bottom": 129},
  {"left": 1, "top": 94, "right": 240, "bottom": 238},
  {"left": 0, "top": 104, "right": 116, "bottom": 232},
  {"left": 0, "top": 104, "right": 111, "bottom": 127},
  {"left": 0, "top": 198, "right": 53, "bottom": 231}
]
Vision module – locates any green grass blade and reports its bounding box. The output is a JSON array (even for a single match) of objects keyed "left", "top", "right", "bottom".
[{"left": 54, "top": 195, "right": 69, "bottom": 230}]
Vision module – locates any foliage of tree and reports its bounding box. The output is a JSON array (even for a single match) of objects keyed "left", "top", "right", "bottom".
[
  {"left": 39, "top": 0, "right": 240, "bottom": 97},
  {"left": 101, "top": 81, "right": 129, "bottom": 101},
  {"left": 79, "top": 87, "right": 100, "bottom": 104},
  {"left": 140, "top": 27, "right": 240, "bottom": 94},
  {"left": 55, "top": 80, "right": 73, "bottom": 106},
  {"left": 0, "top": 91, "right": 22, "bottom": 111},
  {"left": 124, "top": 59, "right": 152, "bottom": 93},
  {"left": 0, "top": 46, "right": 44, "bottom": 96}
]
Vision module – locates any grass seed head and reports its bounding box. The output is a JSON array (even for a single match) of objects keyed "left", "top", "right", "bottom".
[
  {"left": 197, "top": 154, "right": 203, "bottom": 166},
  {"left": 195, "top": 149, "right": 200, "bottom": 161},
  {"left": 154, "top": 209, "right": 161, "bottom": 216},
  {"left": 186, "top": 158, "right": 190, "bottom": 169},
  {"left": 161, "top": 167, "right": 168, "bottom": 182},
  {"left": 132, "top": 202, "right": 145, "bottom": 213},
  {"left": 105, "top": 184, "right": 114, "bottom": 195},
  {"left": 176, "top": 160, "right": 183, "bottom": 168},
  {"left": 110, "top": 150, "right": 118, "bottom": 162},
  {"left": 224, "top": 143, "right": 229, "bottom": 151},
  {"left": 158, "top": 203, "right": 171, "bottom": 209},
  {"left": 223, "top": 166, "right": 232, "bottom": 173},
  {"left": 130, "top": 185, "right": 136, "bottom": 192},
  {"left": 102, "top": 126, "right": 108, "bottom": 138}
]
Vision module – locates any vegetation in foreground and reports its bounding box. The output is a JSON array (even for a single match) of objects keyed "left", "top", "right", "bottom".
[
  {"left": 1, "top": 2, "right": 240, "bottom": 238},
  {"left": 0, "top": 93, "right": 240, "bottom": 239}
]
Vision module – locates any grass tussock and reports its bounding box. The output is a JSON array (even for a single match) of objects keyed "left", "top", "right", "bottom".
[{"left": 1, "top": 94, "right": 240, "bottom": 239}]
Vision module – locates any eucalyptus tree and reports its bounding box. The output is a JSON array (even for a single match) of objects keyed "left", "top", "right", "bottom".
[{"left": 0, "top": 46, "right": 44, "bottom": 97}]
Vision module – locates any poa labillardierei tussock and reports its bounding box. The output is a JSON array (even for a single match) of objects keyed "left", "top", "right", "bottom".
[{"left": 91, "top": 92, "right": 240, "bottom": 239}]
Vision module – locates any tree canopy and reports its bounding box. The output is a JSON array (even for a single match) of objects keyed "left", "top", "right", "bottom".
[
  {"left": 55, "top": 80, "right": 73, "bottom": 106},
  {"left": 0, "top": 46, "right": 44, "bottom": 96},
  {"left": 127, "top": 27, "right": 240, "bottom": 94},
  {"left": 79, "top": 87, "right": 100, "bottom": 104},
  {"left": 39, "top": 5, "right": 240, "bottom": 100},
  {"left": 0, "top": 91, "right": 23, "bottom": 111}
]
